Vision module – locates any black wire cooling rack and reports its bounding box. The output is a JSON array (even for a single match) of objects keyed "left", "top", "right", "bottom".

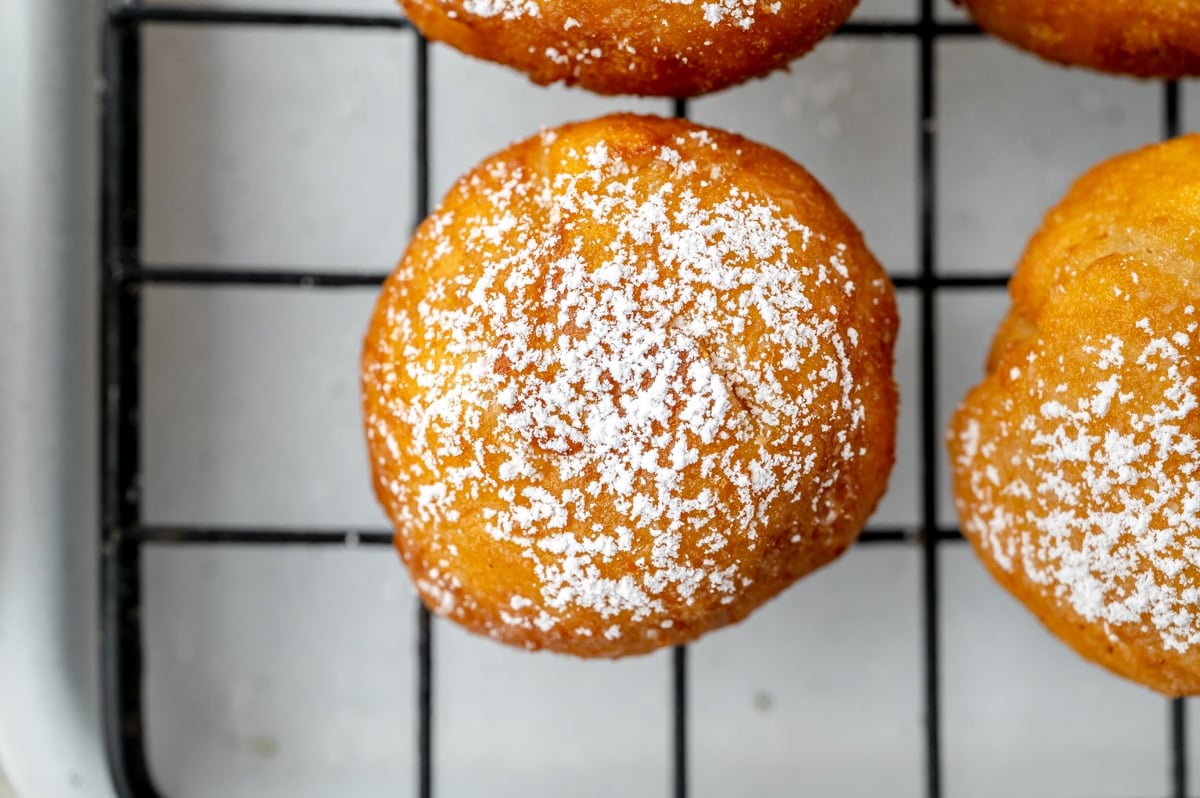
[{"left": 99, "top": 2, "right": 1190, "bottom": 796}]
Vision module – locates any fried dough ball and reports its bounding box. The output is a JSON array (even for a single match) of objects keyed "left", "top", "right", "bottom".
[
  {"left": 362, "top": 114, "right": 898, "bottom": 657},
  {"left": 957, "top": 0, "right": 1200, "bottom": 78},
  {"left": 399, "top": 0, "right": 859, "bottom": 96},
  {"left": 948, "top": 135, "right": 1200, "bottom": 694}
]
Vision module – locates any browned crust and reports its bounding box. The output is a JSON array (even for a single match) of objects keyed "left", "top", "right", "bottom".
[
  {"left": 958, "top": 0, "right": 1200, "bottom": 78},
  {"left": 399, "top": 0, "right": 859, "bottom": 96}
]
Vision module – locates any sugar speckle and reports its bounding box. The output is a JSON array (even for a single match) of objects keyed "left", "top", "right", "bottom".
[
  {"left": 457, "top": 0, "right": 777, "bottom": 29},
  {"left": 461, "top": 0, "right": 540, "bottom": 20}
]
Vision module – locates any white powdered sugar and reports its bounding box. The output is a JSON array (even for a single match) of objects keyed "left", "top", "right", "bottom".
[
  {"left": 954, "top": 301, "right": 1200, "bottom": 653},
  {"left": 664, "top": 0, "right": 779, "bottom": 29},
  {"left": 461, "top": 0, "right": 540, "bottom": 20},
  {"left": 456, "top": 0, "right": 782, "bottom": 28},
  {"left": 368, "top": 126, "right": 874, "bottom": 645}
]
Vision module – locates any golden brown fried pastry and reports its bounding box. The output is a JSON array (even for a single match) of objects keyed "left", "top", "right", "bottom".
[
  {"left": 399, "top": 0, "right": 858, "bottom": 96},
  {"left": 957, "top": 0, "right": 1200, "bottom": 78},
  {"left": 362, "top": 113, "right": 898, "bottom": 657},
  {"left": 948, "top": 135, "right": 1200, "bottom": 694}
]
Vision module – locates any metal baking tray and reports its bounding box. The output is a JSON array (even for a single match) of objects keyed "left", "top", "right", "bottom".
[{"left": 3, "top": 1, "right": 1199, "bottom": 796}]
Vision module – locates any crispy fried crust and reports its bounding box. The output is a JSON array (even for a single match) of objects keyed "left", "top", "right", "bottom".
[
  {"left": 948, "top": 135, "right": 1200, "bottom": 694},
  {"left": 958, "top": 0, "right": 1200, "bottom": 78},
  {"left": 399, "top": 0, "right": 858, "bottom": 97},
  {"left": 362, "top": 114, "right": 898, "bottom": 657}
]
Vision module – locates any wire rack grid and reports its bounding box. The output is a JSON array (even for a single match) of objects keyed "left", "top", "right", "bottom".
[{"left": 98, "top": 2, "right": 1189, "bottom": 797}]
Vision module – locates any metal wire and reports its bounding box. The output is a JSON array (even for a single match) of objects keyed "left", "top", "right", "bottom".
[
  {"left": 100, "top": 3, "right": 159, "bottom": 797},
  {"left": 916, "top": 1, "right": 942, "bottom": 793},
  {"left": 672, "top": 95, "right": 691, "bottom": 798},
  {"left": 412, "top": 30, "right": 435, "bottom": 798},
  {"left": 121, "top": 523, "right": 962, "bottom": 546},
  {"left": 120, "top": 264, "right": 1016, "bottom": 290},
  {"left": 1164, "top": 76, "right": 1188, "bottom": 798},
  {"left": 96, "top": 4, "right": 1192, "bottom": 798}
]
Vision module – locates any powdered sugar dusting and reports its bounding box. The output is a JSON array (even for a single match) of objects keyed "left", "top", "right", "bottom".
[
  {"left": 461, "top": 0, "right": 540, "bottom": 20},
  {"left": 366, "top": 122, "right": 883, "bottom": 650},
  {"left": 456, "top": 0, "right": 781, "bottom": 28},
  {"left": 665, "top": 0, "right": 778, "bottom": 29},
  {"left": 953, "top": 289, "right": 1200, "bottom": 653}
]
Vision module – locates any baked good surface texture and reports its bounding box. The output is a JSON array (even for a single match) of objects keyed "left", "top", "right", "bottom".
[
  {"left": 362, "top": 113, "right": 898, "bottom": 657},
  {"left": 398, "top": 0, "right": 858, "bottom": 96},
  {"left": 948, "top": 134, "right": 1200, "bottom": 694},
  {"left": 957, "top": 0, "right": 1200, "bottom": 78}
]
